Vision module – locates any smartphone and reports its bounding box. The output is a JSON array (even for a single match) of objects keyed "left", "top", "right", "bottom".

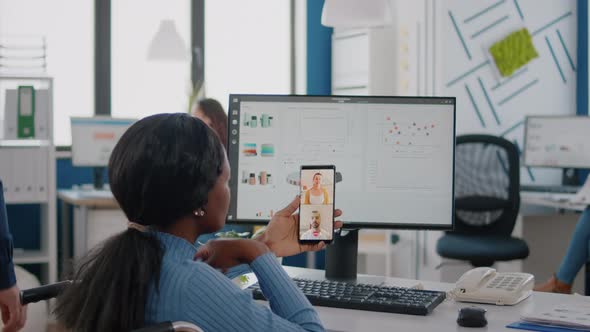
[{"left": 299, "top": 165, "right": 335, "bottom": 244}]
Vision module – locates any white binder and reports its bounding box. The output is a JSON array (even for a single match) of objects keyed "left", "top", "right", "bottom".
[
  {"left": 35, "top": 147, "right": 49, "bottom": 201},
  {"left": 35, "top": 90, "right": 49, "bottom": 139},
  {"left": 23, "top": 148, "right": 37, "bottom": 200},
  {"left": 0, "top": 149, "right": 12, "bottom": 200},
  {"left": 10, "top": 149, "right": 24, "bottom": 202},
  {"left": 3, "top": 90, "right": 18, "bottom": 139}
]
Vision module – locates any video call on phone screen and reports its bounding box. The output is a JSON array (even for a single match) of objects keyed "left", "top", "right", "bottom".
[{"left": 299, "top": 168, "right": 334, "bottom": 241}]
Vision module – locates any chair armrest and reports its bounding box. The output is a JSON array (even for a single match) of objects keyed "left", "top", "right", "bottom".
[
  {"left": 130, "top": 321, "right": 204, "bottom": 332},
  {"left": 19, "top": 280, "right": 72, "bottom": 305},
  {"left": 130, "top": 322, "right": 174, "bottom": 332}
]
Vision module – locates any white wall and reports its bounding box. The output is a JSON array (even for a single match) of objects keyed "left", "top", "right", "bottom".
[
  {"left": 439, "top": 0, "right": 577, "bottom": 185},
  {"left": 111, "top": 0, "right": 192, "bottom": 119},
  {"left": 204, "top": 0, "right": 291, "bottom": 110},
  {"left": 0, "top": 0, "right": 94, "bottom": 146}
]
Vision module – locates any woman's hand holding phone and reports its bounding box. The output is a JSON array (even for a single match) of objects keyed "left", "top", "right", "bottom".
[{"left": 254, "top": 196, "right": 343, "bottom": 257}]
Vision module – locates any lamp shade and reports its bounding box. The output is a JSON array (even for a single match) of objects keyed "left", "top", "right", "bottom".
[{"left": 147, "top": 19, "right": 189, "bottom": 61}]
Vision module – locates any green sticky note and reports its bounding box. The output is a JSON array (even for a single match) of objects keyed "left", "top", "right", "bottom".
[{"left": 490, "top": 28, "right": 538, "bottom": 77}]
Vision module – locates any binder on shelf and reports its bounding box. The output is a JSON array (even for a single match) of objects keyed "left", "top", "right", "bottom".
[
  {"left": 0, "top": 149, "right": 12, "bottom": 200},
  {"left": 10, "top": 148, "right": 36, "bottom": 202},
  {"left": 17, "top": 86, "right": 35, "bottom": 139},
  {"left": 4, "top": 88, "right": 49, "bottom": 140},
  {"left": 35, "top": 147, "right": 49, "bottom": 201},
  {"left": 34, "top": 89, "right": 49, "bottom": 139},
  {"left": 23, "top": 148, "right": 36, "bottom": 200},
  {"left": 9, "top": 149, "right": 24, "bottom": 202},
  {"left": 3, "top": 90, "right": 17, "bottom": 139}
]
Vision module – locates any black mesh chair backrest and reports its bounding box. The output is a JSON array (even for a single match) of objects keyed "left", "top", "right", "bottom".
[{"left": 452, "top": 134, "right": 520, "bottom": 236}]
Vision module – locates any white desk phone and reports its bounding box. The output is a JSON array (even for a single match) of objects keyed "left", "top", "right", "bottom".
[{"left": 451, "top": 267, "right": 534, "bottom": 305}]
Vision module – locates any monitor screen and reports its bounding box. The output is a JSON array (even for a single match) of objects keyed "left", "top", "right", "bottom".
[
  {"left": 226, "top": 95, "right": 456, "bottom": 229},
  {"left": 524, "top": 116, "right": 590, "bottom": 169},
  {"left": 71, "top": 117, "right": 136, "bottom": 167}
]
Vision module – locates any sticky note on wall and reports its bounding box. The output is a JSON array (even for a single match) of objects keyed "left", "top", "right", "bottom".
[{"left": 489, "top": 28, "right": 539, "bottom": 77}]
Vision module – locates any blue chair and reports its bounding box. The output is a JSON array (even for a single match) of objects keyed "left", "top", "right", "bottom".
[{"left": 437, "top": 135, "right": 529, "bottom": 267}]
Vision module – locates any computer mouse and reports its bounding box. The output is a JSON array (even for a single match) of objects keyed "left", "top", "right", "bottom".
[{"left": 457, "top": 306, "right": 487, "bottom": 328}]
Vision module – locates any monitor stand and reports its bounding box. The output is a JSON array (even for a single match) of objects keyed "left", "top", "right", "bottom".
[
  {"left": 93, "top": 167, "right": 105, "bottom": 190},
  {"left": 324, "top": 229, "right": 386, "bottom": 285}
]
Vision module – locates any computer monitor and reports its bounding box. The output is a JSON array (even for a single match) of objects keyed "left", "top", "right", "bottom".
[
  {"left": 227, "top": 95, "right": 456, "bottom": 230},
  {"left": 226, "top": 95, "right": 455, "bottom": 280},
  {"left": 70, "top": 117, "right": 136, "bottom": 188},
  {"left": 524, "top": 116, "right": 590, "bottom": 169}
]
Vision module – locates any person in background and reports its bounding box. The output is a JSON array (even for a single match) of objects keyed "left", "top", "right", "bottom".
[
  {"left": 192, "top": 98, "right": 228, "bottom": 148},
  {"left": 192, "top": 97, "right": 253, "bottom": 242},
  {"left": 0, "top": 181, "right": 27, "bottom": 332},
  {"left": 534, "top": 208, "right": 590, "bottom": 294}
]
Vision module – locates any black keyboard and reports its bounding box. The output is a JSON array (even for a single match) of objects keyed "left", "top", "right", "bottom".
[
  {"left": 250, "top": 278, "right": 446, "bottom": 316},
  {"left": 521, "top": 184, "right": 580, "bottom": 194}
]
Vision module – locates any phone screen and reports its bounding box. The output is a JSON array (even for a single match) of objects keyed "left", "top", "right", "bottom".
[{"left": 299, "top": 166, "right": 335, "bottom": 243}]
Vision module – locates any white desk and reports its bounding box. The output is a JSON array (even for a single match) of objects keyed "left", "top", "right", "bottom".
[
  {"left": 57, "top": 189, "right": 125, "bottom": 268},
  {"left": 283, "top": 266, "right": 588, "bottom": 332},
  {"left": 521, "top": 191, "right": 587, "bottom": 212}
]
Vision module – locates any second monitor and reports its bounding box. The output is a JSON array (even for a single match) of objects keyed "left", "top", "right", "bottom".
[
  {"left": 70, "top": 116, "right": 136, "bottom": 189},
  {"left": 226, "top": 95, "right": 456, "bottom": 230},
  {"left": 524, "top": 115, "right": 590, "bottom": 169}
]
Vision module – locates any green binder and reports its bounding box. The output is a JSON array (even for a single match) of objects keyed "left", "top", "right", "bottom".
[{"left": 17, "top": 86, "right": 35, "bottom": 138}]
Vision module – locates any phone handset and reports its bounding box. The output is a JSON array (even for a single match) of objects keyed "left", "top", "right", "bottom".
[{"left": 456, "top": 267, "right": 496, "bottom": 293}]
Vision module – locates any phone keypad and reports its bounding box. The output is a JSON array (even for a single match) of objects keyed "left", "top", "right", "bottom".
[{"left": 486, "top": 275, "right": 524, "bottom": 291}]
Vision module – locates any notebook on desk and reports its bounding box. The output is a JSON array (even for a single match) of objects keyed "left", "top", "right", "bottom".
[
  {"left": 507, "top": 321, "right": 587, "bottom": 332},
  {"left": 508, "top": 302, "right": 590, "bottom": 332}
]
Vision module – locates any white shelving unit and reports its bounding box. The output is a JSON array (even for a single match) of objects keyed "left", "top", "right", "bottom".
[
  {"left": 332, "top": 27, "right": 398, "bottom": 96},
  {"left": 0, "top": 75, "right": 57, "bottom": 285}
]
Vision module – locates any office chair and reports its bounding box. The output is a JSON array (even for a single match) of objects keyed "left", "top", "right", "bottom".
[
  {"left": 19, "top": 281, "right": 205, "bottom": 332},
  {"left": 436, "top": 134, "right": 529, "bottom": 267}
]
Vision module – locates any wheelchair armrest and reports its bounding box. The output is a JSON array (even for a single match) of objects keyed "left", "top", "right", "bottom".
[
  {"left": 130, "top": 321, "right": 204, "bottom": 332},
  {"left": 20, "top": 280, "right": 73, "bottom": 305},
  {"left": 130, "top": 322, "right": 174, "bottom": 332},
  {"left": 132, "top": 322, "right": 206, "bottom": 332}
]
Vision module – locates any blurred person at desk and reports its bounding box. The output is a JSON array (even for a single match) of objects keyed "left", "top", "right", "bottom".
[
  {"left": 192, "top": 98, "right": 228, "bottom": 148},
  {"left": 0, "top": 181, "right": 27, "bottom": 332},
  {"left": 191, "top": 98, "right": 253, "bottom": 242},
  {"left": 535, "top": 207, "right": 590, "bottom": 294}
]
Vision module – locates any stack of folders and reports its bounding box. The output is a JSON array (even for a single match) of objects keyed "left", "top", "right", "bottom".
[
  {"left": 0, "top": 147, "right": 49, "bottom": 203},
  {"left": 3, "top": 89, "right": 50, "bottom": 140},
  {"left": 507, "top": 302, "right": 590, "bottom": 332}
]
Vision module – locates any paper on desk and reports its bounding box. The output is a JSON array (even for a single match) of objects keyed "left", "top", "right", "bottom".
[
  {"left": 569, "top": 177, "right": 590, "bottom": 205},
  {"left": 520, "top": 303, "right": 590, "bottom": 330}
]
